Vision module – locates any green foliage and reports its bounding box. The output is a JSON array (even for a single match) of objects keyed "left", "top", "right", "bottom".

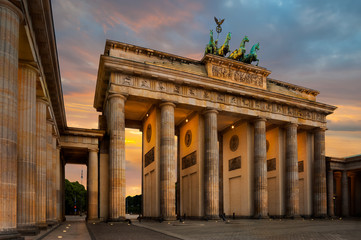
[
  {"left": 64, "top": 179, "right": 87, "bottom": 215},
  {"left": 126, "top": 195, "right": 142, "bottom": 214}
]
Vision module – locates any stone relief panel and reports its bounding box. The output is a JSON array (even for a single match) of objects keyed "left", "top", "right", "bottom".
[
  {"left": 146, "top": 124, "right": 152, "bottom": 143},
  {"left": 144, "top": 147, "right": 155, "bottom": 167},
  {"left": 211, "top": 65, "right": 263, "bottom": 88},
  {"left": 298, "top": 161, "right": 304, "bottom": 173},
  {"left": 229, "top": 135, "right": 239, "bottom": 152},
  {"left": 267, "top": 158, "right": 276, "bottom": 172},
  {"left": 182, "top": 151, "right": 197, "bottom": 169},
  {"left": 229, "top": 156, "right": 241, "bottom": 171},
  {"left": 185, "top": 130, "right": 192, "bottom": 147}
]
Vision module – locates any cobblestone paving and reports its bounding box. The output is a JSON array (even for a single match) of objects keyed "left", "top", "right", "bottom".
[{"left": 133, "top": 218, "right": 361, "bottom": 240}]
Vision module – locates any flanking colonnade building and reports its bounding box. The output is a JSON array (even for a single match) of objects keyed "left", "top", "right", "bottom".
[{"left": 2, "top": 0, "right": 361, "bottom": 239}]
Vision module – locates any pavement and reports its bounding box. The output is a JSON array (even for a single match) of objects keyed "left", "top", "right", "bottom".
[{"left": 26, "top": 215, "right": 361, "bottom": 240}]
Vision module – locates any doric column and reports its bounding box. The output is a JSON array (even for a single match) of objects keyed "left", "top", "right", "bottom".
[
  {"left": 16, "top": 63, "right": 38, "bottom": 234},
  {"left": 46, "top": 120, "right": 55, "bottom": 224},
  {"left": 313, "top": 128, "right": 327, "bottom": 217},
  {"left": 0, "top": 1, "right": 22, "bottom": 238},
  {"left": 88, "top": 148, "right": 99, "bottom": 220},
  {"left": 52, "top": 135, "right": 57, "bottom": 222},
  {"left": 327, "top": 169, "right": 335, "bottom": 217},
  {"left": 203, "top": 109, "right": 219, "bottom": 219},
  {"left": 341, "top": 170, "right": 349, "bottom": 217},
  {"left": 159, "top": 102, "right": 176, "bottom": 220},
  {"left": 285, "top": 123, "right": 299, "bottom": 218},
  {"left": 108, "top": 94, "right": 126, "bottom": 221},
  {"left": 254, "top": 118, "right": 268, "bottom": 218},
  {"left": 56, "top": 146, "right": 61, "bottom": 221},
  {"left": 36, "top": 98, "right": 48, "bottom": 229}
]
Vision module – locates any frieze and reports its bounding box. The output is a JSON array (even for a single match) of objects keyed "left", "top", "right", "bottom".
[
  {"left": 182, "top": 151, "right": 197, "bottom": 170},
  {"left": 211, "top": 65, "right": 263, "bottom": 88},
  {"left": 115, "top": 74, "right": 327, "bottom": 124}
]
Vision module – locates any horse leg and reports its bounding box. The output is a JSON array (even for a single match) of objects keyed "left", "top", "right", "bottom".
[{"left": 256, "top": 59, "right": 259, "bottom": 66}]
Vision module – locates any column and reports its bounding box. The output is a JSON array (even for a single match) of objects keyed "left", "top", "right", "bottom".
[
  {"left": 16, "top": 63, "right": 38, "bottom": 234},
  {"left": 108, "top": 94, "right": 126, "bottom": 221},
  {"left": 285, "top": 123, "right": 299, "bottom": 218},
  {"left": 254, "top": 118, "right": 268, "bottom": 218},
  {"left": 203, "top": 109, "right": 219, "bottom": 219},
  {"left": 0, "top": 1, "right": 22, "bottom": 238},
  {"left": 99, "top": 136, "right": 109, "bottom": 220},
  {"left": 159, "top": 102, "right": 176, "bottom": 220},
  {"left": 36, "top": 98, "right": 48, "bottom": 229},
  {"left": 327, "top": 169, "right": 335, "bottom": 217},
  {"left": 88, "top": 149, "right": 99, "bottom": 220},
  {"left": 313, "top": 128, "right": 327, "bottom": 217},
  {"left": 341, "top": 170, "right": 349, "bottom": 217},
  {"left": 46, "top": 120, "right": 55, "bottom": 225},
  {"left": 56, "top": 146, "right": 61, "bottom": 221},
  {"left": 52, "top": 136, "right": 57, "bottom": 222}
]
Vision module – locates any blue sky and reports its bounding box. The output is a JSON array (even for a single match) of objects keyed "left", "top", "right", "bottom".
[{"left": 52, "top": 0, "right": 361, "bottom": 195}]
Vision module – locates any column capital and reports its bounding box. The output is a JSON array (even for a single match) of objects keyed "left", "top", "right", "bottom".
[
  {"left": 19, "top": 61, "right": 39, "bottom": 74},
  {"left": 202, "top": 108, "right": 219, "bottom": 115},
  {"left": 252, "top": 117, "right": 267, "bottom": 123},
  {"left": 107, "top": 93, "right": 127, "bottom": 102},
  {"left": 159, "top": 101, "right": 176, "bottom": 108},
  {"left": 88, "top": 148, "right": 99, "bottom": 153},
  {"left": 285, "top": 122, "right": 298, "bottom": 129},
  {"left": 36, "top": 97, "right": 49, "bottom": 105},
  {"left": 314, "top": 127, "right": 327, "bottom": 132},
  {"left": 0, "top": 0, "right": 23, "bottom": 20}
]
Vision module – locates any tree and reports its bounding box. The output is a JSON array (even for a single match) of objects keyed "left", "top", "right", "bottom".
[
  {"left": 126, "top": 195, "right": 142, "bottom": 214},
  {"left": 64, "top": 179, "right": 87, "bottom": 215}
]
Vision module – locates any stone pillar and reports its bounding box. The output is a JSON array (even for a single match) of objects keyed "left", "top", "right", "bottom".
[
  {"left": 159, "top": 102, "right": 176, "bottom": 220},
  {"left": 313, "top": 128, "right": 327, "bottom": 217},
  {"left": 88, "top": 149, "right": 99, "bottom": 220},
  {"left": 16, "top": 63, "right": 38, "bottom": 234},
  {"left": 254, "top": 118, "right": 268, "bottom": 218},
  {"left": 52, "top": 136, "right": 57, "bottom": 222},
  {"left": 285, "top": 123, "right": 299, "bottom": 218},
  {"left": 203, "top": 109, "right": 219, "bottom": 219},
  {"left": 341, "top": 170, "right": 349, "bottom": 217},
  {"left": 36, "top": 98, "right": 48, "bottom": 229},
  {"left": 46, "top": 120, "right": 55, "bottom": 225},
  {"left": 99, "top": 136, "right": 109, "bottom": 221},
  {"left": 0, "top": 1, "right": 22, "bottom": 238},
  {"left": 56, "top": 146, "right": 61, "bottom": 221},
  {"left": 108, "top": 94, "right": 126, "bottom": 221},
  {"left": 327, "top": 169, "right": 335, "bottom": 217}
]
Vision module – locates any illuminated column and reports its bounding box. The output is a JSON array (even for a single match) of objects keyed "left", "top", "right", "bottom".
[
  {"left": 17, "top": 64, "right": 38, "bottom": 234},
  {"left": 36, "top": 98, "right": 48, "bottom": 229},
  {"left": 108, "top": 94, "right": 126, "bottom": 221},
  {"left": 88, "top": 148, "right": 99, "bottom": 220},
  {"left": 327, "top": 169, "right": 335, "bottom": 217},
  {"left": 46, "top": 120, "right": 55, "bottom": 225},
  {"left": 203, "top": 109, "right": 219, "bottom": 219},
  {"left": 159, "top": 102, "right": 176, "bottom": 220},
  {"left": 341, "top": 170, "right": 349, "bottom": 217},
  {"left": 313, "top": 128, "right": 327, "bottom": 217},
  {"left": 285, "top": 123, "right": 299, "bottom": 218},
  {"left": 0, "top": 1, "right": 22, "bottom": 238},
  {"left": 56, "top": 146, "right": 61, "bottom": 221},
  {"left": 254, "top": 118, "right": 268, "bottom": 218}
]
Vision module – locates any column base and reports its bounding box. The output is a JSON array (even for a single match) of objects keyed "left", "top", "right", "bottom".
[
  {"left": 36, "top": 222, "right": 48, "bottom": 230},
  {"left": 313, "top": 214, "right": 328, "bottom": 219},
  {"left": 253, "top": 214, "right": 269, "bottom": 219},
  {"left": 108, "top": 217, "right": 126, "bottom": 222},
  {"left": 87, "top": 218, "right": 101, "bottom": 223},
  {"left": 162, "top": 216, "right": 177, "bottom": 221},
  {"left": 46, "top": 220, "right": 58, "bottom": 227},
  {"left": 0, "top": 231, "right": 23, "bottom": 240},
  {"left": 203, "top": 215, "right": 220, "bottom": 221},
  {"left": 17, "top": 225, "right": 40, "bottom": 236},
  {"left": 284, "top": 215, "right": 302, "bottom": 219}
]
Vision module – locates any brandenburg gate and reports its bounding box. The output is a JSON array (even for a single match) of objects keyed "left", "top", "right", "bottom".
[
  {"left": 93, "top": 40, "right": 336, "bottom": 220},
  {"left": 0, "top": 1, "right": 343, "bottom": 238}
]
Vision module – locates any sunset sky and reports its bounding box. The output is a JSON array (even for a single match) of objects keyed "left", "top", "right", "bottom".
[{"left": 52, "top": 0, "right": 361, "bottom": 196}]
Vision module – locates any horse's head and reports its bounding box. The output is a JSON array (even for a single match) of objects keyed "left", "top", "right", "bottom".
[
  {"left": 255, "top": 43, "right": 260, "bottom": 50},
  {"left": 244, "top": 36, "right": 249, "bottom": 43},
  {"left": 227, "top": 32, "right": 232, "bottom": 41},
  {"left": 210, "top": 29, "right": 213, "bottom": 36}
]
